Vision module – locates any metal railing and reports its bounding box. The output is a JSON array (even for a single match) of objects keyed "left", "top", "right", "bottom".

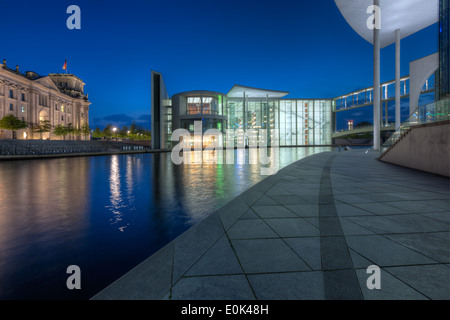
[
  {"left": 381, "top": 98, "right": 450, "bottom": 153},
  {"left": 0, "top": 141, "right": 149, "bottom": 156}
]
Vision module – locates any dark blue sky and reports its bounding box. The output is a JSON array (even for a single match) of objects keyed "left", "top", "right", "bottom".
[{"left": 0, "top": 0, "right": 438, "bottom": 129}]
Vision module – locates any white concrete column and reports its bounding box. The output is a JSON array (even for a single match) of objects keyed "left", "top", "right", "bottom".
[
  {"left": 395, "top": 29, "right": 401, "bottom": 131},
  {"left": 373, "top": 0, "right": 381, "bottom": 151}
]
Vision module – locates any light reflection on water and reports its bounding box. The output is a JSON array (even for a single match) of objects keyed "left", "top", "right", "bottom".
[{"left": 0, "top": 147, "right": 331, "bottom": 299}]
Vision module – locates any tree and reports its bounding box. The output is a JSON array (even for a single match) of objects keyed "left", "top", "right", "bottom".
[
  {"left": 34, "top": 120, "right": 51, "bottom": 140},
  {"left": 103, "top": 124, "right": 112, "bottom": 139},
  {"left": 92, "top": 127, "right": 102, "bottom": 138},
  {"left": 129, "top": 121, "right": 138, "bottom": 135},
  {"left": 0, "top": 115, "right": 27, "bottom": 139},
  {"left": 66, "top": 123, "right": 75, "bottom": 140},
  {"left": 81, "top": 123, "right": 91, "bottom": 140},
  {"left": 53, "top": 124, "right": 69, "bottom": 140},
  {"left": 119, "top": 126, "right": 129, "bottom": 139},
  {"left": 355, "top": 121, "right": 372, "bottom": 128}
]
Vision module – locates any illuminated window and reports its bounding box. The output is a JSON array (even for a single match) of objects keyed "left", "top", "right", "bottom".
[
  {"left": 187, "top": 97, "right": 201, "bottom": 114},
  {"left": 61, "top": 105, "right": 65, "bottom": 113},
  {"left": 202, "top": 97, "right": 213, "bottom": 114}
]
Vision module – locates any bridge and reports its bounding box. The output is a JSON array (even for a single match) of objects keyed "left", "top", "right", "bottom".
[
  {"left": 332, "top": 124, "right": 395, "bottom": 139},
  {"left": 333, "top": 75, "right": 435, "bottom": 112},
  {"left": 332, "top": 74, "right": 436, "bottom": 138}
]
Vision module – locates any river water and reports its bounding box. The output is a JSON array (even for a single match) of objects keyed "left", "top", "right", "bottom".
[{"left": 0, "top": 147, "right": 332, "bottom": 299}]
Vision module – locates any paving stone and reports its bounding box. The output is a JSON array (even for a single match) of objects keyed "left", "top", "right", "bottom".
[
  {"left": 334, "top": 194, "right": 376, "bottom": 204},
  {"left": 359, "top": 193, "right": 407, "bottom": 202},
  {"left": 355, "top": 268, "right": 428, "bottom": 300},
  {"left": 92, "top": 241, "right": 175, "bottom": 300},
  {"left": 248, "top": 272, "right": 324, "bottom": 300},
  {"left": 384, "top": 200, "right": 448, "bottom": 213},
  {"left": 392, "top": 191, "right": 449, "bottom": 201},
  {"left": 251, "top": 205, "right": 298, "bottom": 218},
  {"left": 333, "top": 187, "right": 373, "bottom": 195},
  {"left": 252, "top": 195, "right": 278, "bottom": 206},
  {"left": 422, "top": 212, "right": 450, "bottom": 224},
  {"left": 349, "top": 249, "right": 374, "bottom": 269},
  {"left": 322, "top": 269, "right": 363, "bottom": 300},
  {"left": 339, "top": 218, "right": 374, "bottom": 236},
  {"left": 284, "top": 204, "right": 320, "bottom": 217},
  {"left": 351, "top": 202, "right": 410, "bottom": 215},
  {"left": 239, "top": 208, "right": 260, "bottom": 219},
  {"left": 227, "top": 219, "right": 278, "bottom": 239},
  {"left": 346, "top": 235, "right": 435, "bottom": 267},
  {"left": 218, "top": 197, "right": 249, "bottom": 230},
  {"left": 380, "top": 214, "right": 449, "bottom": 233},
  {"left": 320, "top": 236, "right": 354, "bottom": 270},
  {"left": 385, "top": 232, "right": 450, "bottom": 263},
  {"left": 172, "top": 213, "right": 225, "bottom": 283},
  {"left": 240, "top": 188, "right": 264, "bottom": 206},
  {"left": 171, "top": 275, "right": 255, "bottom": 300},
  {"left": 345, "top": 215, "right": 418, "bottom": 234},
  {"left": 264, "top": 218, "right": 319, "bottom": 237},
  {"left": 231, "top": 238, "right": 310, "bottom": 273},
  {"left": 284, "top": 237, "right": 321, "bottom": 270},
  {"left": 186, "top": 235, "right": 243, "bottom": 276},
  {"left": 266, "top": 185, "right": 294, "bottom": 196},
  {"left": 268, "top": 195, "right": 310, "bottom": 205},
  {"left": 385, "top": 265, "right": 450, "bottom": 300}
]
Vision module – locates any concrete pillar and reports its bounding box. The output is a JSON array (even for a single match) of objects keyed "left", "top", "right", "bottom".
[
  {"left": 373, "top": 0, "right": 381, "bottom": 151},
  {"left": 395, "top": 29, "right": 401, "bottom": 131}
]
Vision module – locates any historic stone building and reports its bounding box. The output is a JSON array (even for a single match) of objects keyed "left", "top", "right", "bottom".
[{"left": 0, "top": 59, "right": 91, "bottom": 140}]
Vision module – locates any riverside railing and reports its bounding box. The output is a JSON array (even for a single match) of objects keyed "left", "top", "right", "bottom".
[
  {"left": 381, "top": 98, "right": 450, "bottom": 153},
  {"left": 0, "top": 141, "right": 149, "bottom": 156}
]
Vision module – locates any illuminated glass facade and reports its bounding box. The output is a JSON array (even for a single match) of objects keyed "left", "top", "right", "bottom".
[
  {"left": 226, "top": 97, "right": 332, "bottom": 146},
  {"left": 152, "top": 75, "right": 333, "bottom": 149},
  {"left": 165, "top": 87, "right": 332, "bottom": 148}
]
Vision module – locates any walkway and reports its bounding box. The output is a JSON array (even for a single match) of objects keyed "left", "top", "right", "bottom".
[{"left": 92, "top": 149, "right": 450, "bottom": 300}]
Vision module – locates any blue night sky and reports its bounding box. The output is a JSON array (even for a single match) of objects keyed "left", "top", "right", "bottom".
[{"left": 0, "top": 0, "right": 438, "bottom": 130}]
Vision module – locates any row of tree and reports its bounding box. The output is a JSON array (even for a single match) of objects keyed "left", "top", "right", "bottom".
[
  {"left": 0, "top": 115, "right": 152, "bottom": 141},
  {"left": 91, "top": 122, "right": 151, "bottom": 140},
  {"left": 0, "top": 114, "right": 90, "bottom": 140}
]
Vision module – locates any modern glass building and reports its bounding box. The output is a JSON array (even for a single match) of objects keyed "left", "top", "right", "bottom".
[
  {"left": 438, "top": 0, "right": 449, "bottom": 99},
  {"left": 151, "top": 72, "right": 333, "bottom": 149}
]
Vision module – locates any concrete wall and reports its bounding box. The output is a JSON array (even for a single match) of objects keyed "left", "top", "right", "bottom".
[{"left": 380, "top": 122, "right": 450, "bottom": 177}]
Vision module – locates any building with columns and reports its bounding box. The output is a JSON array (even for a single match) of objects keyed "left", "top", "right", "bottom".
[{"left": 0, "top": 59, "right": 91, "bottom": 140}]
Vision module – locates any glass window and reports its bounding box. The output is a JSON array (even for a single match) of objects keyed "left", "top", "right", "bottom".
[
  {"left": 227, "top": 100, "right": 244, "bottom": 129},
  {"left": 9, "top": 104, "right": 13, "bottom": 111},
  {"left": 187, "top": 97, "right": 201, "bottom": 114},
  {"left": 61, "top": 105, "right": 65, "bottom": 113},
  {"left": 202, "top": 97, "right": 212, "bottom": 114},
  {"left": 21, "top": 106, "right": 25, "bottom": 113}
]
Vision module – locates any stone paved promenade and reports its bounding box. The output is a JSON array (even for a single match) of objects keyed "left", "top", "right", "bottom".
[{"left": 92, "top": 149, "right": 450, "bottom": 300}]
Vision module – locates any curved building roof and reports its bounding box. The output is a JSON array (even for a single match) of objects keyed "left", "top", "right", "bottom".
[
  {"left": 172, "top": 90, "right": 226, "bottom": 97},
  {"left": 227, "top": 84, "right": 289, "bottom": 98},
  {"left": 335, "top": 0, "right": 438, "bottom": 48}
]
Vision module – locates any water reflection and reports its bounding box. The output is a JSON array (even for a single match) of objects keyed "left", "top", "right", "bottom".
[{"left": 0, "top": 147, "right": 331, "bottom": 299}]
